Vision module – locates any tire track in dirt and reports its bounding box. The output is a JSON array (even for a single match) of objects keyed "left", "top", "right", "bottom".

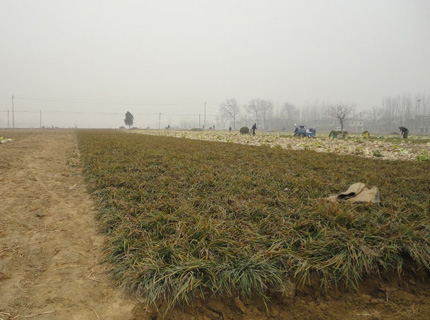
[{"left": 0, "top": 130, "right": 136, "bottom": 320}]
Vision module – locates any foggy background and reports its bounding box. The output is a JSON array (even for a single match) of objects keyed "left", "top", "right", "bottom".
[{"left": 0, "top": 0, "right": 429, "bottom": 130}]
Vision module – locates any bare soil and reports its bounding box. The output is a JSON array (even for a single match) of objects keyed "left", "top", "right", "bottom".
[
  {"left": 1, "top": 130, "right": 430, "bottom": 320},
  {"left": 0, "top": 130, "right": 135, "bottom": 319}
]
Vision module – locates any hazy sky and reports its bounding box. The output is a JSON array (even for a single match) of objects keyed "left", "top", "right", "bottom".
[{"left": 1, "top": 0, "right": 429, "bottom": 128}]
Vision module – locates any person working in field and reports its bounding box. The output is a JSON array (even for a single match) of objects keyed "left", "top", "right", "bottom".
[
  {"left": 399, "top": 126, "right": 409, "bottom": 139},
  {"left": 252, "top": 123, "right": 257, "bottom": 135}
]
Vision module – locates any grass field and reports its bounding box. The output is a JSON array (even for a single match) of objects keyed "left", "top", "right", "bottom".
[{"left": 77, "top": 130, "right": 430, "bottom": 310}]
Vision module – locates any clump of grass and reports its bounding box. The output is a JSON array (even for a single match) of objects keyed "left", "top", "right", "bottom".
[
  {"left": 77, "top": 130, "right": 430, "bottom": 310},
  {"left": 416, "top": 151, "right": 430, "bottom": 161},
  {"left": 373, "top": 150, "right": 383, "bottom": 157}
]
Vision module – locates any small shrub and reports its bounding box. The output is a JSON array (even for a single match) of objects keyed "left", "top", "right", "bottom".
[
  {"left": 339, "top": 131, "right": 348, "bottom": 139},
  {"left": 329, "top": 131, "right": 348, "bottom": 139},
  {"left": 416, "top": 152, "right": 430, "bottom": 161},
  {"left": 191, "top": 128, "right": 204, "bottom": 131},
  {"left": 373, "top": 150, "right": 383, "bottom": 157},
  {"left": 354, "top": 146, "right": 363, "bottom": 155},
  {"left": 362, "top": 131, "right": 370, "bottom": 139},
  {"left": 240, "top": 127, "right": 250, "bottom": 134}
]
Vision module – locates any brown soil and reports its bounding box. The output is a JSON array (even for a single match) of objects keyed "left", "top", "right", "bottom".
[
  {"left": 1, "top": 130, "right": 430, "bottom": 320},
  {"left": 0, "top": 130, "right": 135, "bottom": 319}
]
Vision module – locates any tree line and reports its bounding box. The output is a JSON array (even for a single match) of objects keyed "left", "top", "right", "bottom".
[{"left": 219, "top": 93, "right": 430, "bottom": 133}]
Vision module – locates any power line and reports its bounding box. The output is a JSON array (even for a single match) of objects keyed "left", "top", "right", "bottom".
[
  {"left": 14, "top": 96, "right": 213, "bottom": 107},
  {"left": 0, "top": 109, "right": 219, "bottom": 117},
  {"left": 1, "top": 96, "right": 220, "bottom": 128},
  {"left": 14, "top": 110, "right": 125, "bottom": 115}
]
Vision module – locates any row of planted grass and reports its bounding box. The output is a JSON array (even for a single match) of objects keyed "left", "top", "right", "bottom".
[{"left": 77, "top": 130, "right": 430, "bottom": 309}]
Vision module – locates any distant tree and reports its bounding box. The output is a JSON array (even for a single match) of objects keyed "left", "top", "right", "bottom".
[
  {"left": 280, "top": 102, "right": 300, "bottom": 124},
  {"left": 220, "top": 98, "right": 241, "bottom": 130},
  {"left": 245, "top": 99, "right": 273, "bottom": 130},
  {"left": 328, "top": 104, "right": 355, "bottom": 132},
  {"left": 124, "top": 111, "right": 134, "bottom": 129}
]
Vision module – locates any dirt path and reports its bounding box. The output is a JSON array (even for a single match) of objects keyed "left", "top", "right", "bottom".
[{"left": 0, "top": 130, "right": 136, "bottom": 319}]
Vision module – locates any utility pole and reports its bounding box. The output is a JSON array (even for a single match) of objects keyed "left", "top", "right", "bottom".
[
  {"left": 204, "top": 101, "right": 206, "bottom": 129},
  {"left": 7, "top": 110, "right": 9, "bottom": 128},
  {"left": 199, "top": 113, "right": 201, "bottom": 128},
  {"left": 40, "top": 110, "right": 42, "bottom": 128},
  {"left": 12, "top": 95, "right": 15, "bottom": 128},
  {"left": 159, "top": 112, "right": 161, "bottom": 129}
]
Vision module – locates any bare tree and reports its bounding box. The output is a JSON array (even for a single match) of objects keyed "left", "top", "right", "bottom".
[
  {"left": 245, "top": 99, "right": 273, "bottom": 130},
  {"left": 328, "top": 104, "right": 355, "bottom": 132},
  {"left": 219, "top": 98, "right": 241, "bottom": 130},
  {"left": 216, "top": 115, "right": 229, "bottom": 130},
  {"left": 370, "top": 106, "right": 381, "bottom": 122},
  {"left": 416, "top": 94, "right": 430, "bottom": 116},
  {"left": 244, "top": 102, "right": 259, "bottom": 126},
  {"left": 280, "top": 102, "right": 299, "bottom": 121}
]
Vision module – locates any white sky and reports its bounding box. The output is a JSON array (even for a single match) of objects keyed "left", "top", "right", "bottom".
[{"left": 1, "top": 0, "right": 429, "bottom": 128}]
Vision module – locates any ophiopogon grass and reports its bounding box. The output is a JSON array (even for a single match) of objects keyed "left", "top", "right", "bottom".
[{"left": 77, "top": 130, "right": 430, "bottom": 309}]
